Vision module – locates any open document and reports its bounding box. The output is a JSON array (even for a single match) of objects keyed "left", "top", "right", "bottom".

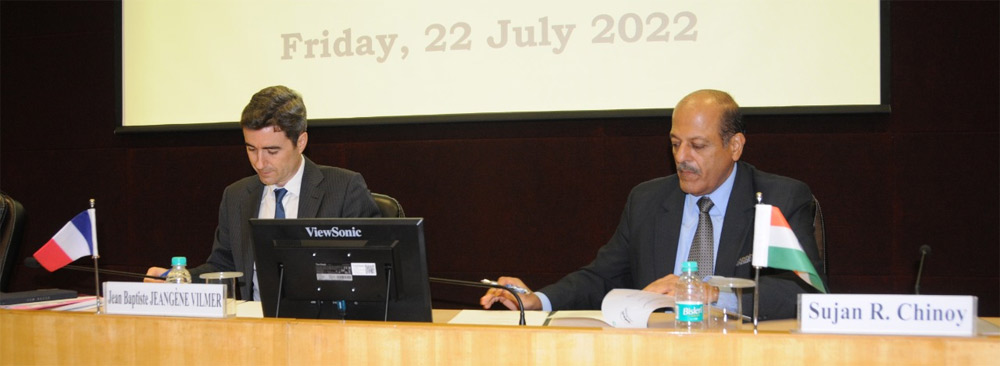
[
  {"left": 599, "top": 289, "right": 675, "bottom": 328},
  {"left": 449, "top": 289, "right": 677, "bottom": 328},
  {"left": 533, "top": 289, "right": 676, "bottom": 328}
]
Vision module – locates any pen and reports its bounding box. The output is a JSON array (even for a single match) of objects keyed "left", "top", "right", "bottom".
[
  {"left": 480, "top": 279, "right": 531, "bottom": 294},
  {"left": 160, "top": 269, "right": 171, "bottom": 278}
]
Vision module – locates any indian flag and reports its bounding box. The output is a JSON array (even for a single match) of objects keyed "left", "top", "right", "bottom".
[{"left": 752, "top": 204, "right": 826, "bottom": 293}]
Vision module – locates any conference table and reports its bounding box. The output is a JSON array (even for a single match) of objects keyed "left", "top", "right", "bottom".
[{"left": 1, "top": 307, "right": 997, "bottom": 365}]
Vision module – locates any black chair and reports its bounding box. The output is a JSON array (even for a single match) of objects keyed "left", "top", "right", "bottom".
[
  {"left": 811, "top": 195, "right": 827, "bottom": 289},
  {"left": 372, "top": 193, "right": 405, "bottom": 218},
  {"left": 0, "top": 192, "right": 26, "bottom": 292}
]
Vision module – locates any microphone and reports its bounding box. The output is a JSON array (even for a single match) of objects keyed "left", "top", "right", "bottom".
[
  {"left": 24, "top": 257, "right": 164, "bottom": 281},
  {"left": 914, "top": 245, "right": 931, "bottom": 295},
  {"left": 428, "top": 277, "right": 527, "bottom": 326}
]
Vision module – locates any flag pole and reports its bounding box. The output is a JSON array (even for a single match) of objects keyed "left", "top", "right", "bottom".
[
  {"left": 89, "top": 199, "right": 101, "bottom": 314},
  {"left": 752, "top": 192, "right": 762, "bottom": 332},
  {"left": 752, "top": 266, "right": 760, "bottom": 332}
]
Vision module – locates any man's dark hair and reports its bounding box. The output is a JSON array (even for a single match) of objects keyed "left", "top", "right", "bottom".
[
  {"left": 240, "top": 85, "right": 307, "bottom": 145},
  {"left": 703, "top": 89, "right": 744, "bottom": 144},
  {"left": 719, "top": 101, "right": 744, "bottom": 144}
]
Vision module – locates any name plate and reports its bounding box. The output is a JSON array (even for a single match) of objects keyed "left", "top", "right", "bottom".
[
  {"left": 103, "top": 281, "right": 226, "bottom": 318},
  {"left": 798, "top": 294, "right": 978, "bottom": 337}
]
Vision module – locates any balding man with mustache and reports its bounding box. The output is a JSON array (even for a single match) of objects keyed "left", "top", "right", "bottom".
[{"left": 481, "top": 89, "right": 826, "bottom": 320}]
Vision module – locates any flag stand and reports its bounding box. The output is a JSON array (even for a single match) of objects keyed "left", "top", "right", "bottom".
[
  {"left": 88, "top": 199, "right": 101, "bottom": 314},
  {"left": 749, "top": 190, "right": 828, "bottom": 332},
  {"left": 752, "top": 191, "right": 762, "bottom": 332},
  {"left": 752, "top": 266, "right": 760, "bottom": 332}
]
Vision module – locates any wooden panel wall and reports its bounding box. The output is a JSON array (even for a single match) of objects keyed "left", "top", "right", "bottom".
[{"left": 1, "top": 1, "right": 997, "bottom": 315}]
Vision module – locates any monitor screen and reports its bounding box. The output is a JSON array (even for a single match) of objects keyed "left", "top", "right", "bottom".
[{"left": 250, "top": 218, "right": 432, "bottom": 322}]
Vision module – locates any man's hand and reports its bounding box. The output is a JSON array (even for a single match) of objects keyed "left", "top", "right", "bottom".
[
  {"left": 643, "top": 274, "right": 681, "bottom": 295},
  {"left": 643, "top": 274, "right": 720, "bottom": 302},
  {"left": 479, "top": 276, "right": 542, "bottom": 310},
  {"left": 144, "top": 267, "right": 167, "bottom": 283}
]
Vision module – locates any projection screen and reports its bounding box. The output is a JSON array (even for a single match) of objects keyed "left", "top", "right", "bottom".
[{"left": 120, "top": 0, "right": 886, "bottom": 129}]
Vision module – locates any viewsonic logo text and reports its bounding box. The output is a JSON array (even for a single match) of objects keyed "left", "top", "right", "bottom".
[{"left": 305, "top": 226, "right": 363, "bottom": 238}]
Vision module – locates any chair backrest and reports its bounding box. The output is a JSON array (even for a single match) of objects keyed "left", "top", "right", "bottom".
[
  {"left": 0, "top": 193, "right": 27, "bottom": 292},
  {"left": 372, "top": 193, "right": 405, "bottom": 218},
  {"left": 811, "top": 195, "right": 827, "bottom": 285}
]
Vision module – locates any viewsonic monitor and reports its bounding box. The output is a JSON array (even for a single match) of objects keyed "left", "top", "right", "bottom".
[{"left": 250, "top": 218, "right": 432, "bottom": 322}]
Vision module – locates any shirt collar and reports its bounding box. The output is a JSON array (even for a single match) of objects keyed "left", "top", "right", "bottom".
[
  {"left": 267, "top": 156, "right": 305, "bottom": 198},
  {"left": 685, "top": 162, "right": 738, "bottom": 217}
]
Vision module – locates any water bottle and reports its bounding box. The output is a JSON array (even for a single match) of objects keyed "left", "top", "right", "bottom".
[
  {"left": 674, "top": 261, "right": 705, "bottom": 330},
  {"left": 164, "top": 256, "right": 192, "bottom": 284}
]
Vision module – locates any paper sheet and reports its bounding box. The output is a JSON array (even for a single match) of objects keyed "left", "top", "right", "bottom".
[
  {"left": 237, "top": 301, "right": 264, "bottom": 318},
  {"left": 447, "top": 310, "right": 550, "bottom": 326},
  {"left": 547, "top": 310, "right": 612, "bottom": 327}
]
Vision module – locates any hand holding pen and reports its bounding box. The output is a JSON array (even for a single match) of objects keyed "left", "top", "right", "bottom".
[
  {"left": 142, "top": 266, "right": 169, "bottom": 283},
  {"left": 479, "top": 276, "right": 542, "bottom": 311},
  {"left": 481, "top": 279, "right": 531, "bottom": 294}
]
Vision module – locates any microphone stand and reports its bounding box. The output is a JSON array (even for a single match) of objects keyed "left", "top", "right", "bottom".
[
  {"left": 26, "top": 259, "right": 165, "bottom": 281},
  {"left": 428, "top": 277, "right": 527, "bottom": 326},
  {"left": 914, "top": 245, "right": 931, "bottom": 295}
]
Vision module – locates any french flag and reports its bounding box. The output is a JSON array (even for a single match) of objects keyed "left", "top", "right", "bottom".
[{"left": 32, "top": 209, "right": 98, "bottom": 272}]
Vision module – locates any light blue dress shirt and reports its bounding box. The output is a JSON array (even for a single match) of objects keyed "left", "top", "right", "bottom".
[{"left": 675, "top": 163, "right": 739, "bottom": 312}]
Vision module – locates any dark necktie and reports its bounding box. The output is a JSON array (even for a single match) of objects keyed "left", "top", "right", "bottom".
[
  {"left": 687, "top": 197, "right": 714, "bottom": 278},
  {"left": 274, "top": 188, "right": 287, "bottom": 219}
]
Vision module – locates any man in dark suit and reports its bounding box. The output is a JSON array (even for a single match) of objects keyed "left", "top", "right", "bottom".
[
  {"left": 481, "top": 89, "right": 824, "bottom": 320},
  {"left": 147, "top": 86, "right": 380, "bottom": 300}
]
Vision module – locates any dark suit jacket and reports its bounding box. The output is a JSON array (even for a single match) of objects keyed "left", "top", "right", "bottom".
[
  {"left": 190, "top": 157, "right": 380, "bottom": 299},
  {"left": 538, "top": 161, "right": 825, "bottom": 320}
]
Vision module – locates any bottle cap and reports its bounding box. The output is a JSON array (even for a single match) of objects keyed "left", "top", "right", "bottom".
[
  {"left": 171, "top": 256, "right": 187, "bottom": 266},
  {"left": 681, "top": 261, "right": 698, "bottom": 272}
]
